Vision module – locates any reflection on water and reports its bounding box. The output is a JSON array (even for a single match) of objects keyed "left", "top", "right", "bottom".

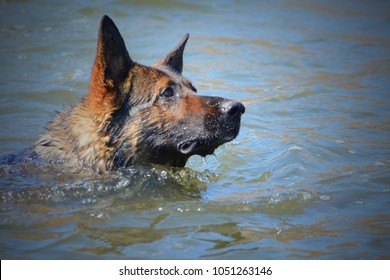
[{"left": 1, "top": 0, "right": 390, "bottom": 259}]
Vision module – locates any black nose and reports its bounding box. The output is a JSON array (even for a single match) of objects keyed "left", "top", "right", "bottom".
[{"left": 221, "top": 101, "right": 245, "bottom": 116}]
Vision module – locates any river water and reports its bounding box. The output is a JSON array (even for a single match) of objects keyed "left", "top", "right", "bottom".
[{"left": 0, "top": 0, "right": 389, "bottom": 259}]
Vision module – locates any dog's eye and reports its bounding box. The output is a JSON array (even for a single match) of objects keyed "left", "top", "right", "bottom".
[{"left": 160, "top": 87, "right": 175, "bottom": 98}]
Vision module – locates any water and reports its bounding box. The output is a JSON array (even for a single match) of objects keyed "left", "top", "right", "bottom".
[{"left": 1, "top": 0, "right": 390, "bottom": 259}]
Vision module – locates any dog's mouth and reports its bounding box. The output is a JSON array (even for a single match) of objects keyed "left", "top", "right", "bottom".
[
  {"left": 177, "top": 135, "right": 236, "bottom": 157},
  {"left": 178, "top": 140, "right": 199, "bottom": 155},
  {"left": 177, "top": 139, "right": 216, "bottom": 157}
]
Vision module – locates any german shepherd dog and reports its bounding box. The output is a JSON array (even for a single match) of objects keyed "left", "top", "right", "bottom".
[{"left": 32, "top": 15, "right": 245, "bottom": 172}]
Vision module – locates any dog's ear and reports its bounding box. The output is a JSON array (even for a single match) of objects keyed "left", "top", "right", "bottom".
[
  {"left": 153, "top": 33, "right": 189, "bottom": 74},
  {"left": 92, "top": 15, "right": 133, "bottom": 91}
]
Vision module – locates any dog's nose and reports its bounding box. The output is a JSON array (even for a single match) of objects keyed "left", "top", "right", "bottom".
[{"left": 221, "top": 101, "right": 245, "bottom": 117}]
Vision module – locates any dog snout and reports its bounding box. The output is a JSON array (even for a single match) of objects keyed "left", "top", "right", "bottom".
[{"left": 221, "top": 100, "right": 245, "bottom": 117}]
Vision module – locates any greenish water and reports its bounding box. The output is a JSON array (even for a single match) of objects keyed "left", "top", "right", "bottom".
[{"left": 1, "top": 0, "right": 390, "bottom": 259}]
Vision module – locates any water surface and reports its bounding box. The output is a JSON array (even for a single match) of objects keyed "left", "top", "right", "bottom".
[{"left": 1, "top": 0, "right": 390, "bottom": 259}]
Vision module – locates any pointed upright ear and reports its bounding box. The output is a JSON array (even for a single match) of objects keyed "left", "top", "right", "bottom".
[
  {"left": 152, "top": 33, "right": 189, "bottom": 74},
  {"left": 94, "top": 15, "right": 133, "bottom": 87}
]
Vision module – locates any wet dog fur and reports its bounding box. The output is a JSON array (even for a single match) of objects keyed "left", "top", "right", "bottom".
[{"left": 33, "top": 15, "right": 245, "bottom": 172}]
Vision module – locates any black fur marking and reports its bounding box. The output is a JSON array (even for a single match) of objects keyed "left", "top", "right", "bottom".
[
  {"left": 100, "top": 15, "right": 133, "bottom": 84},
  {"left": 105, "top": 95, "right": 131, "bottom": 146},
  {"left": 112, "top": 140, "right": 134, "bottom": 168}
]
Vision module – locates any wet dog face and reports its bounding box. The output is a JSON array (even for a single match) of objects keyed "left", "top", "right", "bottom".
[{"left": 87, "top": 16, "right": 245, "bottom": 169}]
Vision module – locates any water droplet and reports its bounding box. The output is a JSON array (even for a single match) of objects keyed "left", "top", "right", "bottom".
[
  {"left": 301, "top": 192, "right": 312, "bottom": 201},
  {"left": 96, "top": 212, "right": 109, "bottom": 219},
  {"left": 241, "top": 206, "right": 251, "bottom": 211},
  {"left": 288, "top": 145, "right": 303, "bottom": 151},
  {"left": 160, "top": 170, "right": 167, "bottom": 179}
]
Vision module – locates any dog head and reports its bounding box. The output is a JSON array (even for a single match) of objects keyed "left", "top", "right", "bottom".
[{"left": 87, "top": 16, "right": 245, "bottom": 169}]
